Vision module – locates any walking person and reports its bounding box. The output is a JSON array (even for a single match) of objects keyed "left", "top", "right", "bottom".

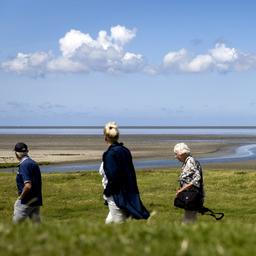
[
  {"left": 174, "top": 143, "right": 204, "bottom": 223},
  {"left": 101, "top": 121, "right": 150, "bottom": 224},
  {"left": 13, "top": 142, "right": 43, "bottom": 223}
]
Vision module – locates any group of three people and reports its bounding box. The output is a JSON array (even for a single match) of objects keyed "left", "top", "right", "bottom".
[{"left": 13, "top": 121, "right": 204, "bottom": 224}]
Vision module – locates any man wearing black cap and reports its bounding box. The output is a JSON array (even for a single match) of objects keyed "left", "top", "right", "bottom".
[{"left": 13, "top": 142, "right": 42, "bottom": 223}]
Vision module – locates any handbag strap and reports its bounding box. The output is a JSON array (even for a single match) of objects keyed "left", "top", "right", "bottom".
[{"left": 199, "top": 206, "right": 224, "bottom": 221}]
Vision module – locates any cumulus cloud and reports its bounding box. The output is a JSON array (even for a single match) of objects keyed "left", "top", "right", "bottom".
[
  {"left": 110, "top": 25, "right": 136, "bottom": 45},
  {"left": 59, "top": 29, "right": 95, "bottom": 58},
  {"left": 210, "top": 43, "right": 238, "bottom": 62},
  {"left": 1, "top": 25, "right": 144, "bottom": 76},
  {"left": 1, "top": 26, "right": 256, "bottom": 77},
  {"left": 47, "top": 57, "right": 88, "bottom": 73},
  {"left": 183, "top": 54, "right": 213, "bottom": 72},
  {"left": 56, "top": 26, "right": 140, "bottom": 73},
  {"left": 119, "top": 52, "right": 144, "bottom": 72},
  {"left": 2, "top": 52, "right": 50, "bottom": 76},
  {"left": 163, "top": 43, "right": 256, "bottom": 73},
  {"left": 163, "top": 48, "right": 187, "bottom": 70}
]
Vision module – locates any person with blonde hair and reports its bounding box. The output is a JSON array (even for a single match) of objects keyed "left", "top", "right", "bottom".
[
  {"left": 101, "top": 121, "right": 150, "bottom": 224},
  {"left": 174, "top": 142, "right": 204, "bottom": 223}
]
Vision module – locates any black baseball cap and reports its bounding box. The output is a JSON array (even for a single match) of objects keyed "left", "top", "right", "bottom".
[{"left": 14, "top": 142, "right": 28, "bottom": 152}]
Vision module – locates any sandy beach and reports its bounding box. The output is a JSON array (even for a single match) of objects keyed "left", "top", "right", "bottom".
[{"left": 1, "top": 134, "right": 256, "bottom": 168}]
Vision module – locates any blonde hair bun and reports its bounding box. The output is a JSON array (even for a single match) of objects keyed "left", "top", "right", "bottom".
[{"left": 104, "top": 121, "right": 119, "bottom": 141}]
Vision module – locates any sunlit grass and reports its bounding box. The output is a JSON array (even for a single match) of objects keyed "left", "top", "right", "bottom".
[{"left": 0, "top": 169, "right": 256, "bottom": 255}]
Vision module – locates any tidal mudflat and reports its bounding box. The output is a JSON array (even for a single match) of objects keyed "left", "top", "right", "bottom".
[{"left": 1, "top": 134, "right": 256, "bottom": 170}]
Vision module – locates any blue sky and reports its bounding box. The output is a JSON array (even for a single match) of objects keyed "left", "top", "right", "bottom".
[{"left": 1, "top": 0, "right": 256, "bottom": 125}]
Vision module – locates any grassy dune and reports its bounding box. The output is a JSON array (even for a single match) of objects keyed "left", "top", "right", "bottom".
[{"left": 0, "top": 169, "right": 256, "bottom": 255}]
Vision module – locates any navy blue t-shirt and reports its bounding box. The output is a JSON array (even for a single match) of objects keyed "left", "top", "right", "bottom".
[{"left": 16, "top": 157, "right": 42, "bottom": 206}]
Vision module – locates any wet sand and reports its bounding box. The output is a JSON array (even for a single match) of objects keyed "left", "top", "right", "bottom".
[{"left": 1, "top": 134, "right": 256, "bottom": 168}]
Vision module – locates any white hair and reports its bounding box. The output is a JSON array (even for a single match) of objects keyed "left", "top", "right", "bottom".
[
  {"left": 173, "top": 143, "right": 191, "bottom": 155},
  {"left": 104, "top": 121, "right": 119, "bottom": 142}
]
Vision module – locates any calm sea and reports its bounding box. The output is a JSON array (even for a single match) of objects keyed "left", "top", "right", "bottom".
[{"left": 1, "top": 126, "right": 256, "bottom": 135}]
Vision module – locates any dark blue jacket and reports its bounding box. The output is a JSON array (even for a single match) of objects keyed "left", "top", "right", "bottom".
[{"left": 103, "top": 142, "right": 150, "bottom": 219}]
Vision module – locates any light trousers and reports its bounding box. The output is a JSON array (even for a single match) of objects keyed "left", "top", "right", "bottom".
[
  {"left": 105, "top": 196, "right": 128, "bottom": 224},
  {"left": 13, "top": 199, "right": 41, "bottom": 224}
]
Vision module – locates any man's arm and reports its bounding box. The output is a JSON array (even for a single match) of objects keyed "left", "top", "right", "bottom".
[{"left": 19, "top": 181, "right": 32, "bottom": 200}]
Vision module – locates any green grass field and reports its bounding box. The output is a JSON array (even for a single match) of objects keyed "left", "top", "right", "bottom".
[{"left": 0, "top": 169, "right": 256, "bottom": 255}]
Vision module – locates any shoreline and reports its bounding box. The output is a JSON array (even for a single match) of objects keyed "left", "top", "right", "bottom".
[{"left": 1, "top": 134, "right": 256, "bottom": 171}]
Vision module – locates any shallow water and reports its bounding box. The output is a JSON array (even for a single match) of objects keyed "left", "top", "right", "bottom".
[{"left": 4, "top": 143, "right": 256, "bottom": 173}]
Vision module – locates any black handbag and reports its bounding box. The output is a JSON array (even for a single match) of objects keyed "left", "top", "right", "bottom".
[
  {"left": 174, "top": 189, "right": 224, "bottom": 220},
  {"left": 174, "top": 189, "right": 203, "bottom": 211}
]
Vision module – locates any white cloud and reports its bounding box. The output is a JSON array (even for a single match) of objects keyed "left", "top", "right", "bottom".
[
  {"left": 110, "top": 25, "right": 136, "bottom": 45},
  {"left": 47, "top": 57, "right": 88, "bottom": 73},
  {"left": 59, "top": 29, "right": 95, "bottom": 57},
  {"left": 163, "top": 43, "right": 256, "bottom": 73},
  {"left": 1, "top": 27, "right": 256, "bottom": 77},
  {"left": 210, "top": 43, "right": 238, "bottom": 63},
  {"left": 183, "top": 54, "right": 213, "bottom": 72},
  {"left": 55, "top": 25, "right": 140, "bottom": 73},
  {"left": 97, "top": 30, "right": 112, "bottom": 50},
  {"left": 2, "top": 52, "right": 50, "bottom": 75},
  {"left": 233, "top": 52, "right": 256, "bottom": 71},
  {"left": 120, "top": 52, "right": 144, "bottom": 72},
  {"left": 163, "top": 48, "right": 187, "bottom": 69},
  {"left": 1, "top": 25, "right": 144, "bottom": 76}
]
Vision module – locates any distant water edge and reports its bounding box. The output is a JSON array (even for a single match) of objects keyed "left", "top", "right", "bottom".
[
  {"left": 2, "top": 143, "right": 256, "bottom": 173},
  {"left": 1, "top": 126, "right": 256, "bottom": 135}
]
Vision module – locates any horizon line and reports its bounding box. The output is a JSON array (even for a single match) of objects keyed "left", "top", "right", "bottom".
[{"left": 1, "top": 125, "right": 256, "bottom": 129}]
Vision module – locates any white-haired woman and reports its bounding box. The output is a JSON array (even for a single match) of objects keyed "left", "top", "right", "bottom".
[
  {"left": 174, "top": 143, "right": 204, "bottom": 223},
  {"left": 101, "top": 121, "right": 150, "bottom": 224}
]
